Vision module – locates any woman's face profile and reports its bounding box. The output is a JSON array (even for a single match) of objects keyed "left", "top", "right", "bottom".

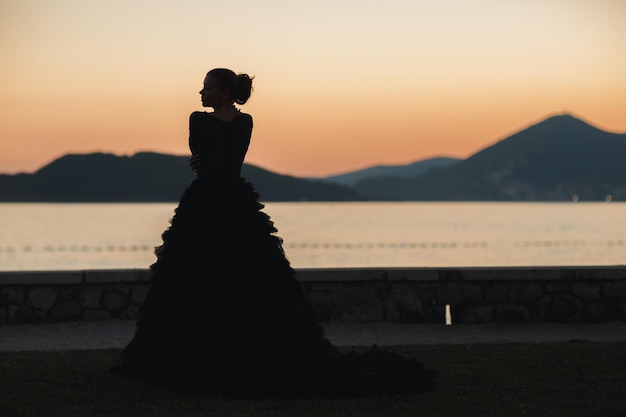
[{"left": 199, "top": 75, "right": 226, "bottom": 108}]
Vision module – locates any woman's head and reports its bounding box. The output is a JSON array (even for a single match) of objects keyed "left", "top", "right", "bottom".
[{"left": 200, "top": 68, "right": 254, "bottom": 108}]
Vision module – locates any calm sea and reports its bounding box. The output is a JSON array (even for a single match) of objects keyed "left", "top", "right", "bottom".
[{"left": 1, "top": 202, "right": 625, "bottom": 271}]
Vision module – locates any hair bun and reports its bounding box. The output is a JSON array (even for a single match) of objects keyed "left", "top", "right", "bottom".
[{"left": 234, "top": 73, "right": 254, "bottom": 105}]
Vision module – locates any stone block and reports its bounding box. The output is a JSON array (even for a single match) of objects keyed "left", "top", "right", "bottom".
[
  {"left": 574, "top": 267, "right": 626, "bottom": 280},
  {"left": 387, "top": 268, "right": 439, "bottom": 282},
  {"left": 544, "top": 282, "right": 571, "bottom": 294},
  {"left": 80, "top": 287, "right": 103, "bottom": 309},
  {"left": 559, "top": 269, "right": 576, "bottom": 281},
  {"left": 84, "top": 269, "right": 139, "bottom": 284},
  {"left": 602, "top": 283, "right": 626, "bottom": 301},
  {"left": 484, "top": 283, "right": 508, "bottom": 303},
  {"left": 583, "top": 302, "right": 619, "bottom": 323},
  {"left": 0, "top": 271, "right": 82, "bottom": 285},
  {"left": 27, "top": 287, "right": 58, "bottom": 311},
  {"left": 7, "top": 287, "right": 26, "bottom": 304},
  {"left": 386, "top": 285, "right": 425, "bottom": 323},
  {"left": 437, "top": 268, "right": 465, "bottom": 281},
  {"left": 619, "top": 302, "right": 626, "bottom": 321},
  {"left": 460, "top": 305, "right": 494, "bottom": 324},
  {"left": 120, "top": 305, "right": 140, "bottom": 320},
  {"left": 531, "top": 295, "right": 552, "bottom": 321},
  {"left": 437, "top": 283, "right": 482, "bottom": 305},
  {"left": 103, "top": 289, "right": 129, "bottom": 312},
  {"left": 83, "top": 309, "right": 112, "bottom": 321},
  {"left": 495, "top": 304, "right": 530, "bottom": 323},
  {"left": 334, "top": 283, "right": 384, "bottom": 322},
  {"left": 425, "top": 305, "right": 446, "bottom": 324},
  {"left": 552, "top": 294, "right": 583, "bottom": 323},
  {"left": 336, "top": 283, "right": 382, "bottom": 306},
  {"left": 297, "top": 268, "right": 385, "bottom": 283},
  {"left": 463, "top": 268, "right": 524, "bottom": 281},
  {"left": 522, "top": 268, "right": 554, "bottom": 280},
  {"left": 130, "top": 285, "right": 150, "bottom": 304},
  {"left": 311, "top": 302, "right": 334, "bottom": 322},
  {"left": 51, "top": 301, "right": 82, "bottom": 320},
  {"left": 11, "top": 305, "right": 46, "bottom": 323},
  {"left": 336, "top": 302, "right": 383, "bottom": 323},
  {"left": 8, "top": 305, "right": 18, "bottom": 322},
  {"left": 444, "top": 267, "right": 561, "bottom": 281},
  {"left": 571, "top": 282, "right": 601, "bottom": 302},
  {"left": 59, "top": 287, "right": 80, "bottom": 303},
  {"left": 515, "top": 282, "right": 544, "bottom": 304},
  {"left": 303, "top": 284, "right": 336, "bottom": 322},
  {"left": 134, "top": 269, "right": 152, "bottom": 282},
  {"left": 532, "top": 267, "right": 568, "bottom": 281}
]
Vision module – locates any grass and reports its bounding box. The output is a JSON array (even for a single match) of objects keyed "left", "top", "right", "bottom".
[{"left": 1, "top": 343, "right": 626, "bottom": 417}]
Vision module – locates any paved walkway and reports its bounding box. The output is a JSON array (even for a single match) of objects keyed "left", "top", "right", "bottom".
[{"left": 1, "top": 320, "right": 626, "bottom": 351}]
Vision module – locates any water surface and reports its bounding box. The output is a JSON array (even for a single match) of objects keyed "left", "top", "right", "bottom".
[{"left": 1, "top": 202, "right": 624, "bottom": 271}]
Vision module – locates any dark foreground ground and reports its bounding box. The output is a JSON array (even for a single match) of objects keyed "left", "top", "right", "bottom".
[
  {"left": 2, "top": 320, "right": 626, "bottom": 351},
  {"left": 2, "top": 342, "right": 625, "bottom": 417}
]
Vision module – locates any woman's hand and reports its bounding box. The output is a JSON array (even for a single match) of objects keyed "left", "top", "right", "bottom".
[{"left": 189, "top": 154, "right": 201, "bottom": 172}]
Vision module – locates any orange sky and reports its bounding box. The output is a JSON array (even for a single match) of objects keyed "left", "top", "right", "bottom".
[{"left": 1, "top": 0, "right": 625, "bottom": 177}]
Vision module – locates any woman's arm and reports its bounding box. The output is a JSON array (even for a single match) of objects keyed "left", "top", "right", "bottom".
[{"left": 189, "top": 154, "right": 201, "bottom": 172}]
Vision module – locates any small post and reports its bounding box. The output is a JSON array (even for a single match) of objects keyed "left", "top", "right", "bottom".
[{"left": 445, "top": 304, "right": 452, "bottom": 325}]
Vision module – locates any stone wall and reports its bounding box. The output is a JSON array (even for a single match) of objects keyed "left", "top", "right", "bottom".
[{"left": 1, "top": 267, "right": 626, "bottom": 325}]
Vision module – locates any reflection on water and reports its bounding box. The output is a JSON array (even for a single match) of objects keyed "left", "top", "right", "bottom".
[{"left": 1, "top": 202, "right": 625, "bottom": 271}]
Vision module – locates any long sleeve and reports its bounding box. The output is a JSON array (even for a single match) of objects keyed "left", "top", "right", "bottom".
[{"left": 188, "top": 112, "right": 253, "bottom": 180}]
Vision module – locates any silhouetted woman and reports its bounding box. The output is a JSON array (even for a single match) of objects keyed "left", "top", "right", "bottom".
[{"left": 113, "top": 68, "right": 436, "bottom": 397}]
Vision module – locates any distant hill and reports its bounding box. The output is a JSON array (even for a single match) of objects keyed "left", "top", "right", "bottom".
[
  {"left": 0, "top": 152, "right": 364, "bottom": 202},
  {"left": 355, "top": 114, "right": 626, "bottom": 201},
  {"left": 321, "top": 157, "right": 460, "bottom": 186},
  {"left": 2, "top": 113, "right": 624, "bottom": 202}
]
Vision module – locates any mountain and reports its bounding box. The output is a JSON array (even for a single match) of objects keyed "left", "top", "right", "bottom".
[
  {"left": 355, "top": 114, "right": 626, "bottom": 201},
  {"left": 0, "top": 152, "right": 364, "bottom": 202},
  {"left": 321, "top": 157, "right": 460, "bottom": 186},
  {"left": 2, "top": 113, "right": 624, "bottom": 202}
]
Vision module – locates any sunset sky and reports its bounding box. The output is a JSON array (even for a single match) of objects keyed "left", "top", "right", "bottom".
[{"left": 2, "top": 0, "right": 625, "bottom": 177}]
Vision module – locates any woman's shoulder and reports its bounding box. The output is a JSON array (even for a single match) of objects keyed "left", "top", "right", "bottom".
[
  {"left": 189, "top": 111, "right": 252, "bottom": 125},
  {"left": 189, "top": 111, "right": 210, "bottom": 123},
  {"left": 189, "top": 111, "right": 211, "bottom": 130},
  {"left": 236, "top": 111, "right": 252, "bottom": 120},
  {"left": 236, "top": 112, "right": 253, "bottom": 126}
]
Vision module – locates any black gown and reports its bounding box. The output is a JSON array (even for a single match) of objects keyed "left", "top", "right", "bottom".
[{"left": 113, "top": 111, "right": 436, "bottom": 397}]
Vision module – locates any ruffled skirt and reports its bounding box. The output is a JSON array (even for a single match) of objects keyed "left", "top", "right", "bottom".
[{"left": 113, "top": 177, "right": 436, "bottom": 397}]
